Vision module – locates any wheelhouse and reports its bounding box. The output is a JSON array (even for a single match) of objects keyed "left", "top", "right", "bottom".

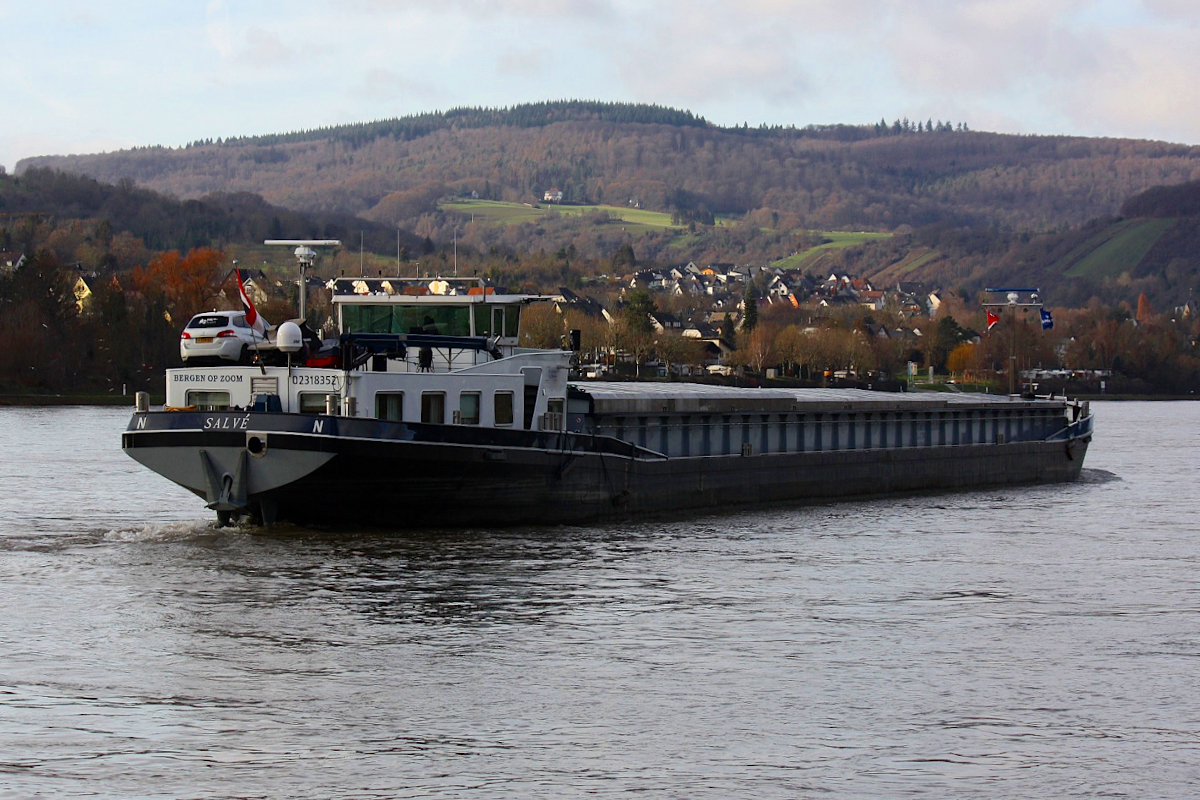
[{"left": 163, "top": 276, "right": 572, "bottom": 433}]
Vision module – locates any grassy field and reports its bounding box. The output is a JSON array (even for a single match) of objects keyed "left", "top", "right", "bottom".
[
  {"left": 1063, "top": 218, "right": 1175, "bottom": 278},
  {"left": 440, "top": 201, "right": 893, "bottom": 263},
  {"left": 770, "top": 231, "right": 893, "bottom": 270},
  {"left": 442, "top": 199, "right": 680, "bottom": 233},
  {"left": 894, "top": 249, "right": 939, "bottom": 275}
]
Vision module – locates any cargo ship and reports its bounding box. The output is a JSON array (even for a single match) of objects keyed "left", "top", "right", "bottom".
[{"left": 122, "top": 275, "right": 1094, "bottom": 527}]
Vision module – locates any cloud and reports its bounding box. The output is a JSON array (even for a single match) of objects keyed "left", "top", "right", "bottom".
[
  {"left": 610, "top": 3, "right": 811, "bottom": 105},
  {"left": 332, "top": 0, "right": 614, "bottom": 21},
  {"left": 11, "top": 0, "right": 1200, "bottom": 170},
  {"left": 1141, "top": 0, "right": 1200, "bottom": 23},
  {"left": 883, "top": 0, "right": 1105, "bottom": 95},
  {"left": 235, "top": 27, "right": 299, "bottom": 68},
  {"left": 205, "top": 0, "right": 233, "bottom": 58},
  {"left": 63, "top": 6, "right": 99, "bottom": 26},
  {"left": 353, "top": 68, "right": 438, "bottom": 102},
  {"left": 1056, "top": 28, "right": 1200, "bottom": 141},
  {"left": 496, "top": 50, "right": 542, "bottom": 78}
]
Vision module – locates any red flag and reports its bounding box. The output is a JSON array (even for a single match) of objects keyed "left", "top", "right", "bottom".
[
  {"left": 236, "top": 269, "right": 267, "bottom": 335},
  {"left": 986, "top": 310, "right": 1000, "bottom": 331}
]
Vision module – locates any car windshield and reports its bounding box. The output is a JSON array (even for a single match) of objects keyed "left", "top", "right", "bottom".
[{"left": 188, "top": 315, "right": 229, "bottom": 329}]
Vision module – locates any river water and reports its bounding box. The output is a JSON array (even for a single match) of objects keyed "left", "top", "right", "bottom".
[{"left": 0, "top": 402, "right": 1196, "bottom": 798}]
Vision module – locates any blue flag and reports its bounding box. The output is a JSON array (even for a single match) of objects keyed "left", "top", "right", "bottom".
[{"left": 1040, "top": 308, "right": 1054, "bottom": 330}]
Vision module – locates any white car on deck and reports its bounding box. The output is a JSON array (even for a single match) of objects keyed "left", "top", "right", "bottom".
[{"left": 179, "top": 312, "right": 271, "bottom": 365}]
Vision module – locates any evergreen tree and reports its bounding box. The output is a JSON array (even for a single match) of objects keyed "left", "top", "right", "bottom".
[
  {"left": 742, "top": 283, "right": 758, "bottom": 332},
  {"left": 612, "top": 243, "right": 637, "bottom": 271},
  {"left": 720, "top": 312, "right": 738, "bottom": 350},
  {"left": 623, "top": 288, "right": 656, "bottom": 335}
]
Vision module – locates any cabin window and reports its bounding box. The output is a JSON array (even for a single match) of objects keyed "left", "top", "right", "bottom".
[
  {"left": 341, "top": 304, "right": 471, "bottom": 337},
  {"left": 375, "top": 392, "right": 404, "bottom": 421},
  {"left": 187, "top": 390, "right": 229, "bottom": 411},
  {"left": 421, "top": 392, "right": 445, "bottom": 424},
  {"left": 472, "top": 305, "right": 489, "bottom": 336},
  {"left": 473, "top": 304, "right": 521, "bottom": 338},
  {"left": 458, "top": 392, "right": 480, "bottom": 425},
  {"left": 299, "top": 393, "right": 334, "bottom": 414},
  {"left": 494, "top": 391, "right": 514, "bottom": 426}
]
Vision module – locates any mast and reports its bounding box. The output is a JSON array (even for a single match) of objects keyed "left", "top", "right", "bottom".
[
  {"left": 983, "top": 288, "right": 1043, "bottom": 396},
  {"left": 265, "top": 239, "right": 341, "bottom": 323}
]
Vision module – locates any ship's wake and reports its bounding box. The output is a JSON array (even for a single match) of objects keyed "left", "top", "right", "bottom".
[
  {"left": 1077, "top": 468, "right": 1120, "bottom": 484},
  {"left": 103, "top": 519, "right": 245, "bottom": 543}
]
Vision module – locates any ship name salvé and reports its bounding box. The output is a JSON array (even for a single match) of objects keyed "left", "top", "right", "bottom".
[{"left": 204, "top": 415, "right": 251, "bottom": 430}]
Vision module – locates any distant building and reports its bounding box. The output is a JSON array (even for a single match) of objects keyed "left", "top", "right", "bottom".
[
  {"left": 73, "top": 273, "right": 122, "bottom": 315},
  {"left": 552, "top": 287, "right": 607, "bottom": 319},
  {"left": 543, "top": 188, "right": 564, "bottom": 203},
  {"left": 648, "top": 312, "right": 682, "bottom": 333},
  {"left": 73, "top": 274, "right": 97, "bottom": 314}
]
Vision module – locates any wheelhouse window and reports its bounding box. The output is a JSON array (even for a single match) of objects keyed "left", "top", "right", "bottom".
[
  {"left": 187, "top": 390, "right": 230, "bottom": 411},
  {"left": 421, "top": 392, "right": 445, "bottom": 424},
  {"left": 471, "top": 304, "right": 523, "bottom": 338},
  {"left": 376, "top": 392, "right": 404, "bottom": 421},
  {"left": 299, "top": 393, "right": 335, "bottom": 414},
  {"left": 459, "top": 392, "right": 480, "bottom": 425},
  {"left": 494, "top": 391, "right": 514, "bottom": 426},
  {"left": 341, "top": 304, "right": 471, "bottom": 337}
]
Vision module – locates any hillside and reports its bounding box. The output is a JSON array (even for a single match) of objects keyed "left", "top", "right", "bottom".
[
  {"left": 820, "top": 180, "right": 1200, "bottom": 311},
  {"left": 19, "top": 101, "right": 1200, "bottom": 236},
  {"left": 0, "top": 168, "right": 422, "bottom": 266}
]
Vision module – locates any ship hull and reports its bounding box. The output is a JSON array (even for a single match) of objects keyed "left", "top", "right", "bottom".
[{"left": 124, "top": 411, "right": 1091, "bottom": 528}]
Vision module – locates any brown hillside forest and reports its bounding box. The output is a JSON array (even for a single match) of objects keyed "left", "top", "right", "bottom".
[{"left": 4, "top": 101, "right": 1200, "bottom": 396}]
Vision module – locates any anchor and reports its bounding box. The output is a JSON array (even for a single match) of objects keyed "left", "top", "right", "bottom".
[{"left": 199, "top": 449, "right": 249, "bottom": 525}]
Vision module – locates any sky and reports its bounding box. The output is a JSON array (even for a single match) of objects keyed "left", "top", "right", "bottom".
[{"left": 3, "top": 0, "right": 1200, "bottom": 172}]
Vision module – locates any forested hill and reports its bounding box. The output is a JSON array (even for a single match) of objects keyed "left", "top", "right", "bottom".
[
  {"left": 215, "top": 101, "right": 711, "bottom": 148},
  {"left": 19, "top": 101, "right": 1200, "bottom": 233},
  {"left": 0, "top": 168, "right": 420, "bottom": 259}
]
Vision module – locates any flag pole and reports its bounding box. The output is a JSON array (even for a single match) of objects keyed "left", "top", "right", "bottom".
[
  {"left": 983, "top": 288, "right": 1043, "bottom": 397},
  {"left": 1011, "top": 306, "right": 1018, "bottom": 396}
]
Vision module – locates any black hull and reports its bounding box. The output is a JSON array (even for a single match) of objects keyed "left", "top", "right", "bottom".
[
  {"left": 124, "top": 412, "right": 1090, "bottom": 528},
  {"left": 267, "top": 439, "right": 1088, "bottom": 527}
]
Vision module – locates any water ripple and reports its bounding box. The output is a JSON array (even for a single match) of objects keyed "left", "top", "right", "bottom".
[{"left": 0, "top": 403, "right": 1197, "bottom": 798}]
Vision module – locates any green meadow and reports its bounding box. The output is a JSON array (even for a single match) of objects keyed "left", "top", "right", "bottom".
[
  {"left": 1062, "top": 218, "right": 1175, "bottom": 279},
  {"left": 770, "top": 231, "right": 893, "bottom": 270},
  {"left": 442, "top": 201, "right": 893, "bottom": 263},
  {"left": 441, "top": 199, "right": 680, "bottom": 233}
]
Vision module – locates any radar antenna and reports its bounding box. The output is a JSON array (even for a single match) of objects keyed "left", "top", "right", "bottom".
[{"left": 264, "top": 239, "right": 341, "bottom": 322}]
